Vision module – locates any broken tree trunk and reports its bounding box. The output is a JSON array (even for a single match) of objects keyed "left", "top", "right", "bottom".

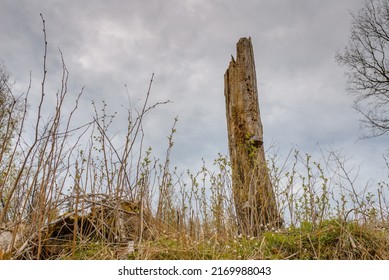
[{"left": 224, "top": 37, "right": 282, "bottom": 236}]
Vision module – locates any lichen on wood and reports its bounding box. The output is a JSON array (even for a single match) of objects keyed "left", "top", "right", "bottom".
[{"left": 224, "top": 37, "right": 282, "bottom": 235}]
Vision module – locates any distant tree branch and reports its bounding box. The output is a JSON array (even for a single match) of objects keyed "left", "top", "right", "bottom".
[{"left": 336, "top": 0, "right": 389, "bottom": 137}]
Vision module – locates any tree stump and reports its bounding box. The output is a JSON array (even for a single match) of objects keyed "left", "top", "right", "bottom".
[{"left": 224, "top": 37, "right": 282, "bottom": 235}]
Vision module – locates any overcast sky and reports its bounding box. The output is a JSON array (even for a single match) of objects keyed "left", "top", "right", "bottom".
[{"left": 1, "top": 0, "right": 388, "bottom": 187}]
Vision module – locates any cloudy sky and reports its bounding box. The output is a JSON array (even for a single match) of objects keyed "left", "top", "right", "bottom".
[{"left": 1, "top": 0, "right": 388, "bottom": 186}]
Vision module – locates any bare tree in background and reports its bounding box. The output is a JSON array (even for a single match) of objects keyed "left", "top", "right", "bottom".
[
  {"left": 336, "top": 0, "right": 389, "bottom": 137},
  {"left": 0, "top": 62, "right": 23, "bottom": 149},
  {"left": 0, "top": 62, "right": 23, "bottom": 212},
  {"left": 0, "top": 61, "right": 15, "bottom": 144}
]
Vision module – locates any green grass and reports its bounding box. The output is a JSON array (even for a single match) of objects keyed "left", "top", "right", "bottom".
[{"left": 111, "top": 220, "right": 389, "bottom": 260}]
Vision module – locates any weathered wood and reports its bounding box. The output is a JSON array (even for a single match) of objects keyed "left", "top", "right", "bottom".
[{"left": 224, "top": 37, "right": 281, "bottom": 235}]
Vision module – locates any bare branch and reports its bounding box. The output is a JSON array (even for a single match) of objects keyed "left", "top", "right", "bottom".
[{"left": 337, "top": 0, "right": 389, "bottom": 137}]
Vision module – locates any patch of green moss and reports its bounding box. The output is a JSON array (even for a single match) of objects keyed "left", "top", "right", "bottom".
[
  {"left": 256, "top": 219, "right": 389, "bottom": 260},
  {"left": 60, "top": 241, "right": 110, "bottom": 260}
]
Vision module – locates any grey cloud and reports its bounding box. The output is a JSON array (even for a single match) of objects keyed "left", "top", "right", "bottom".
[{"left": 0, "top": 0, "right": 387, "bottom": 184}]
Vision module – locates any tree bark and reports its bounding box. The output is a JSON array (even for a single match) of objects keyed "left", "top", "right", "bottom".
[{"left": 224, "top": 37, "right": 282, "bottom": 236}]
